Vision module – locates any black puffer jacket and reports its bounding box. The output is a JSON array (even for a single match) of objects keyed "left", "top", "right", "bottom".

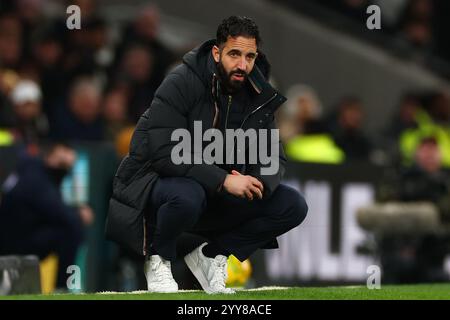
[{"left": 105, "top": 39, "right": 287, "bottom": 255}]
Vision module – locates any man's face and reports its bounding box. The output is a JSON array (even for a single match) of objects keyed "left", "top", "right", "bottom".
[
  {"left": 70, "top": 85, "right": 101, "bottom": 124},
  {"left": 339, "top": 104, "right": 363, "bottom": 130},
  {"left": 14, "top": 101, "right": 41, "bottom": 122},
  {"left": 416, "top": 141, "right": 442, "bottom": 174},
  {"left": 212, "top": 36, "right": 258, "bottom": 93}
]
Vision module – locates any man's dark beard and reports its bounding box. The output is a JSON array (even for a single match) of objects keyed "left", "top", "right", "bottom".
[{"left": 216, "top": 60, "right": 247, "bottom": 94}]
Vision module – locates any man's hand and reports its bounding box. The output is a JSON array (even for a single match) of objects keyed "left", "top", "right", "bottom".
[
  {"left": 78, "top": 204, "right": 94, "bottom": 226},
  {"left": 223, "top": 170, "right": 264, "bottom": 200}
]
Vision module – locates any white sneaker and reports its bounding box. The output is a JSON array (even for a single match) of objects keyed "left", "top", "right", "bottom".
[
  {"left": 184, "top": 242, "right": 235, "bottom": 294},
  {"left": 144, "top": 255, "right": 178, "bottom": 293}
]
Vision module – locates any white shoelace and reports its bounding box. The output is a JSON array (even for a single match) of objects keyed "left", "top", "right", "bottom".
[
  {"left": 210, "top": 257, "right": 228, "bottom": 289},
  {"left": 152, "top": 260, "right": 173, "bottom": 281}
]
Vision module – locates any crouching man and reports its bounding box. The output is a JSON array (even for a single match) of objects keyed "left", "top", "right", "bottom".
[{"left": 106, "top": 16, "right": 308, "bottom": 294}]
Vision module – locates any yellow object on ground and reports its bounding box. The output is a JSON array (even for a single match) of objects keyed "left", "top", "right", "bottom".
[
  {"left": 226, "top": 255, "right": 252, "bottom": 287},
  {"left": 39, "top": 254, "right": 58, "bottom": 294}
]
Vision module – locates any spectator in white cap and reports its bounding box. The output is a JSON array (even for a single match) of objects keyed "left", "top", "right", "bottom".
[{"left": 10, "top": 79, "right": 49, "bottom": 144}]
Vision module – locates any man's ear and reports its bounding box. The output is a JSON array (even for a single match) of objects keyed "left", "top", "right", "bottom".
[{"left": 212, "top": 45, "right": 220, "bottom": 63}]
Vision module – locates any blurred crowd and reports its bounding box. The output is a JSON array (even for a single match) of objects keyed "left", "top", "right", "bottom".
[
  {"left": 277, "top": 85, "right": 450, "bottom": 168},
  {"left": 0, "top": 0, "right": 178, "bottom": 158},
  {"left": 0, "top": 0, "right": 450, "bottom": 288},
  {"left": 0, "top": 0, "right": 448, "bottom": 167}
]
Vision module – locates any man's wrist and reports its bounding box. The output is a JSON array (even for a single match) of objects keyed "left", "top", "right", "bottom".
[{"left": 217, "top": 174, "right": 230, "bottom": 193}]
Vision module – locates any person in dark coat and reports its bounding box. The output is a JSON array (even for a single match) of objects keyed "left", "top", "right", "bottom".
[
  {"left": 105, "top": 16, "right": 308, "bottom": 294},
  {"left": 0, "top": 143, "right": 93, "bottom": 289},
  {"left": 50, "top": 78, "right": 104, "bottom": 142},
  {"left": 379, "top": 137, "right": 450, "bottom": 283},
  {"left": 328, "top": 96, "right": 373, "bottom": 161}
]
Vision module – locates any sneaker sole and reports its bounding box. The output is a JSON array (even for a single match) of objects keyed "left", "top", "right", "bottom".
[
  {"left": 145, "top": 278, "right": 178, "bottom": 293},
  {"left": 184, "top": 253, "right": 235, "bottom": 294},
  {"left": 147, "top": 287, "right": 178, "bottom": 293}
]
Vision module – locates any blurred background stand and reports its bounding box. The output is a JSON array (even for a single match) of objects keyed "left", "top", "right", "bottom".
[{"left": 0, "top": 255, "right": 41, "bottom": 295}]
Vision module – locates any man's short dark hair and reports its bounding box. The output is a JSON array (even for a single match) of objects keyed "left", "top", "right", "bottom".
[{"left": 216, "top": 16, "right": 261, "bottom": 47}]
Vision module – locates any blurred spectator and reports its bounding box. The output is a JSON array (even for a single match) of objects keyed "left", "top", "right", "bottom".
[
  {"left": 115, "top": 4, "right": 175, "bottom": 78},
  {"left": 400, "top": 137, "right": 450, "bottom": 221},
  {"left": 0, "top": 69, "right": 19, "bottom": 128},
  {"left": 16, "top": 0, "right": 47, "bottom": 60},
  {"left": 398, "top": 90, "right": 450, "bottom": 168},
  {"left": 399, "top": 18, "right": 433, "bottom": 50},
  {"left": 380, "top": 92, "right": 422, "bottom": 164},
  {"left": 85, "top": 16, "right": 114, "bottom": 72},
  {"left": 392, "top": 0, "right": 436, "bottom": 57},
  {"left": 282, "top": 86, "right": 345, "bottom": 164},
  {"left": 102, "top": 87, "right": 132, "bottom": 141},
  {"left": 111, "top": 4, "right": 176, "bottom": 122},
  {"left": 379, "top": 137, "right": 450, "bottom": 283},
  {"left": 31, "top": 26, "right": 66, "bottom": 117},
  {"left": 386, "top": 92, "right": 421, "bottom": 140},
  {"left": 278, "top": 84, "right": 326, "bottom": 143},
  {"left": 423, "top": 90, "right": 450, "bottom": 126},
  {"left": 8, "top": 79, "right": 49, "bottom": 144},
  {"left": 114, "top": 44, "right": 157, "bottom": 123},
  {"left": 51, "top": 77, "right": 104, "bottom": 141},
  {"left": 0, "top": 143, "right": 94, "bottom": 289},
  {"left": 61, "top": 27, "right": 98, "bottom": 82},
  {"left": 59, "top": 1, "right": 107, "bottom": 84},
  {"left": 0, "top": 13, "right": 23, "bottom": 69},
  {"left": 328, "top": 96, "right": 373, "bottom": 161}
]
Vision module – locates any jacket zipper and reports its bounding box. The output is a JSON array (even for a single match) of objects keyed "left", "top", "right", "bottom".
[
  {"left": 225, "top": 95, "right": 232, "bottom": 130},
  {"left": 239, "top": 93, "right": 278, "bottom": 129},
  {"left": 227, "top": 93, "right": 278, "bottom": 165},
  {"left": 225, "top": 95, "right": 233, "bottom": 164}
]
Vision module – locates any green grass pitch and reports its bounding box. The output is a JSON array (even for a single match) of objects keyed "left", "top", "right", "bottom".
[{"left": 1, "top": 284, "right": 450, "bottom": 300}]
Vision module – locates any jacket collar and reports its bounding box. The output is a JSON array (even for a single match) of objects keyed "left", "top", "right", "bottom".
[{"left": 248, "top": 63, "right": 266, "bottom": 94}]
